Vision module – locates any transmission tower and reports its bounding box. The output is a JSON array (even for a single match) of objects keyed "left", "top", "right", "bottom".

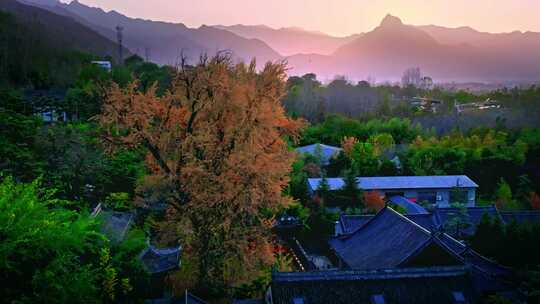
[
  {"left": 116, "top": 25, "right": 124, "bottom": 64},
  {"left": 145, "top": 47, "right": 151, "bottom": 62}
]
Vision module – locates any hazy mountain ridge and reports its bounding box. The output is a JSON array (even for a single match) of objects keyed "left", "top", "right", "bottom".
[
  {"left": 13, "top": 1, "right": 540, "bottom": 82},
  {"left": 213, "top": 24, "right": 362, "bottom": 56},
  {"left": 2, "top": 0, "right": 123, "bottom": 58},
  {"left": 288, "top": 15, "right": 540, "bottom": 82},
  {"left": 21, "top": 0, "right": 282, "bottom": 66}
]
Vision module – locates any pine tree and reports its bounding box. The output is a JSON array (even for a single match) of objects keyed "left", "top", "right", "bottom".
[
  {"left": 340, "top": 168, "right": 364, "bottom": 209},
  {"left": 317, "top": 172, "right": 331, "bottom": 204}
]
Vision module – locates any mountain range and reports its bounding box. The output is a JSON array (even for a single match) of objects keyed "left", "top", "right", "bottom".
[
  {"left": 1, "top": 0, "right": 124, "bottom": 59},
  {"left": 213, "top": 24, "right": 362, "bottom": 56},
  {"left": 11, "top": 0, "right": 540, "bottom": 82}
]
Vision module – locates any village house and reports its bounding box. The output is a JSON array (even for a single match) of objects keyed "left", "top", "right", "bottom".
[
  {"left": 308, "top": 175, "right": 478, "bottom": 207},
  {"left": 261, "top": 207, "right": 520, "bottom": 304},
  {"left": 336, "top": 205, "right": 540, "bottom": 238},
  {"left": 91, "top": 60, "right": 112, "bottom": 72},
  {"left": 92, "top": 204, "right": 184, "bottom": 301}
]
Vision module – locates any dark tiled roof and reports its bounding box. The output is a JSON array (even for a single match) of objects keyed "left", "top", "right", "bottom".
[
  {"left": 342, "top": 206, "right": 539, "bottom": 239},
  {"left": 407, "top": 214, "right": 439, "bottom": 231},
  {"left": 140, "top": 245, "right": 181, "bottom": 274},
  {"left": 434, "top": 206, "right": 502, "bottom": 236},
  {"left": 273, "top": 266, "right": 469, "bottom": 282},
  {"left": 338, "top": 213, "right": 438, "bottom": 235},
  {"left": 331, "top": 208, "right": 511, "bottom": 278},
  {"left": 144, "top": 292, "right": 207, "bottom": 304},
  {"left": 99, "top": 211, "right": 134, "bottom": 243},
  {"left": 329, "top": 208, "right": 433, "bottom": 269},
  {"left": 271, "top": 266, "right": 476, "bottom": 304},
  {"left": 388, "top": 195, "right": 428, "bottom": 214},
  {"left": 500, "top": 210, "right": 540, "bottom": 224},
  {"left": 339, "top": 214, "right": 373, "bottom": 234},
  {"left": 233, "top": 300, "right": 263, "bottom": 304},
  {"left": 185, "top": 292, "right": 207, "bottom": 304}
]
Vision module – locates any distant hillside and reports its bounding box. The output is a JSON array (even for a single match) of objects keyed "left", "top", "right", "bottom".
[
  {"left": 23, "top": 0, "right": 282, "bottom": 66},
  {"left": 417, "top": 24, "right": 540, "bottom": 71},
  {"left": 2, "top": 0, "right": 121, "bottom": 58},
  {"left": 214, "top": 24, "right": 361, "bottom": 56},
  {"left": 16, "top": 0, "right": 540, "bottom": 82},
  {"left": 289, "top": 15, "right": 540, "bottom": 82},
  {"left": 0, "top": 0, "right": 124, "bottom": 88}
]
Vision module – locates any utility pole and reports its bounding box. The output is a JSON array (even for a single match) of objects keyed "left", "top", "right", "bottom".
[
  {"left": 116, "top": 25, "right": 124, "bottom": 65},
  {"left": 145, "top": 47, "right": 151, "bottom": 62}
]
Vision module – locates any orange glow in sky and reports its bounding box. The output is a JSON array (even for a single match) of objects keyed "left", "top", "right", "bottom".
[{"left": 62, "top": 0, "right": 540, "bottom": 36}]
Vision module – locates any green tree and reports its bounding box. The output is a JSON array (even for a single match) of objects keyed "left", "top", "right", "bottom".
[
  {"left": 0, "top": 177, "right": 102, "bottom": 303},
  {"left": 443, "top": 203, "right": 472, "bottom": 238},
  {"left": 496, "top": 178, "right": 518, "bottom": 210},
  {"left": 316, "top": 173, "right": 331, "bottom": 204},
  {"left": 470, "top": 213, "right": 505, "bottom": 259},
  {"left": 339, "top": 168, "right": 364, "bottom": 209},
  {"left": 349, "top": 142, "right": 379, "bottom": 176}
]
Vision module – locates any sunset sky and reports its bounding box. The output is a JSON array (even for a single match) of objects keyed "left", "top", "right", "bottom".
[{"left": 61, "top": 0, "right": 540, "bottom": 36}]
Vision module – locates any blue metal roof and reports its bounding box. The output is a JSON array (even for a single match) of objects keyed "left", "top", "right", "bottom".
[
  {"left": 388, "top": 196, "right": 428, "bottom": 214},
  {"left": 296, "top": 144, "right": 342, "bottom": 165},
  {"left": 308, "top": 175, "right": 478, "bottom": 191}
]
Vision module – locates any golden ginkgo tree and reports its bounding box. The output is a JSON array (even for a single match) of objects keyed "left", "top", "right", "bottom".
[{"left": 98, "top": 53, "right": 304, "bottom": 291}]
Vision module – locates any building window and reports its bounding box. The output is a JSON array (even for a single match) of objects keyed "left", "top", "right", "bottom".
[
  {"left": 371, "top": 294, "right": 385, "bottom": 304},
  {"left": 452, "top": 291, "right": 466, "bottom": 303},
  {"left": 418, "top": 191, "right": 437, "bottom": 205},
  {"left": 385, "top": 191, "right": 404, "bottom": 198},
  {"left": 450, "top": 190, "right": 468, "bottom": 204},
  {"left": 293, "top": 297, "right": 305, "bottom": 304}
]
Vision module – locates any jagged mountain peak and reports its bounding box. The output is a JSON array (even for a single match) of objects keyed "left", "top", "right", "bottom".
[{"left": 379, "top": 14, "right": 403, "bottom": 28}]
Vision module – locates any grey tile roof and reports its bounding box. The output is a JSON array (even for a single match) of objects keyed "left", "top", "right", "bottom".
[
  {"left": 99, "top": 211, "right": 134, "bottom": 244},
  {"left": 140, "top": 245, "right": 181, "bottom": 274},
  {"left": 144, "top": 291, "right": 207, "bottom": 304},
  {"left": 434, "top": 206, "right": 502, "bottom": 236},
  {"left": 388, "top": 195, "right": 428, "bottom": 214},
  {"left": 332, "top": 208, "right": 511, "bottom": 278},
  {"left": 233, "top": 300, "right": 263, "bottom": 304},
  {"left": 308, "top": 175, "right": 478, "bottom": 192},
  {"left": 271, "top": 266, "right": 476, "bottom": 304},
  {"left": 296, "top": 144, "right": 342, "bottom": 165},
  {"left": 338, "top": 213, "right": 438, "bottom": 235},
  {"left": 273, "top": 266, "right": 469, "bottom": 282},
  {"left": 341, "top": 206, "right": 537, "bottom": 239},
  {"left": 339, "top": 214, "right": 373, "bottom": 234},
  {"left": 500, "top": 210, "right": 540, "bottom": 224},
  {"left": 185, "top": 292, "right": 207, "bottom": 304},
  {"left": 329, "top": 208, "right": 433, "bottom": 269}
]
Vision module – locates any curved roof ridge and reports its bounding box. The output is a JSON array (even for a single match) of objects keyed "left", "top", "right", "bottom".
[
  {"left": 386, "top": 207, "right": 432, "bottom": 236},
  {"left": 338, "top": 207, "right": 432, "bottom": 240},
  {"left": 337, "top": 207, "right": 391, "bottom": 239},
  {"left": 272, "top": 266, "right": 469, "bottom": 282}
]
